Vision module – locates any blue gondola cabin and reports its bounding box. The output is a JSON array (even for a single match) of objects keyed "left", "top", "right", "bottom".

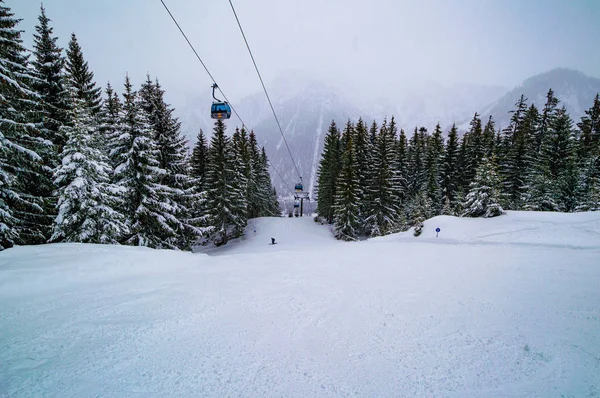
[{"left": 211, "top": 102, "right": 232, "bottom": 120}]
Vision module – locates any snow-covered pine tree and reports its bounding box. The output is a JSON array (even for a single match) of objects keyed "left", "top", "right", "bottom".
[
  {"left": 247, "top": 130, "right": 262, "bottom": 218},
  {"left": 65, "top": 33, "right": 102, "bottom": 115},
  {"left": 536, "top": 89, "right": 560, "bottom": 155},
  {"left": 462, "top": 157, "right": 505, "bottom": 218},
  {"left": 577, "top": 93, "right": 600, "bottom": 161},
  {"left": 576, "top": 157, "right": 600, "bottom": 211},
  {"left": 98, "top": 83, "right": 122, "bottom": 169},
  {"left": 247, "top": 131, "right": 278, "bottom": 217},
  {"left": 51, "top": 84, "right": 127, "bottom": 244},
  {"left": 257, "top": 147, "right": 280, "bottom": 217},
  {"left": 139, "top": 76, "right": 201, "bottom": 248},
  {"left": 353, "top": 118, "right": 370, "bottom": 229},
  {"left": 113, "top": 76, "right": 178, "bottom": 248},
  {"left": 0, "top": 2, "right": 48, "bottom": 249},
  {"left": 204, "top": 119, "right": 246, "bottom": 245},
  {"left": 406, "top": 127, "right": 428, "bottom": 199},
  {"left": 425, "top": 123, "right": 444, "bottom": 214},
  {"left": 456, "top": 130, "right": 470, "bottom": 196},
  {"left": 520, "top": 102, "right": 557, "bottom": 211},
  {"left": 482, "top": 115, "right": 496, "bottom": 158},
  {"left": 500, "top": 95, "right": 533, "bottom": 209},
  {"left": 395, "top": 127, "right": 408, "bottom": 206},
  {"left": 405, "top": 126, "right": 428, "bottom": 223},
  {"left": 521, "top": 161, "right": 559, "bottom": 211},
  {"left": 544, "top": 106, "right": 574, "bottom": 180},
  {"left": 441, "top": 195, "right": 454, "bottom": 216},
  {"left": 316, "top": 120, "right": 341, "bottom": 223},
  {"left": 15, "top": 5, "right": 71, "bottom": 243},
  {"left": 190, "top": 129, "right": 208, "bottom": 183},
  {"left": 187, "top": 128, "right": 209, "bottom": 231},
  {"left": 463, "top": 113, "right": 484, "bottom": 186},
  {"left": 31, "top": 5, "right": 69, "bottom": 154},
  {"left": 365, "top": 119, "right": 400, "bottom": 236},
  {"left": 232, "top": 127, "right": 250, "bottom": 220},
  {"left": 411, "top": 189, "right": 433, "bottom": 236},
  {"left": 575, "top": 94, "right": 600, "bottom": 211},
  {"left": 440, "top": 124, "right": 460, "bottom": 210},
  {"left": 361, "top": 120, "right": 378, "bottom": 222},
  {"left": 387, "top": 117, "right": 405, "bottom": 223},
  {"left": 549, "top": 108, "right": 579, "bottom": 211},
  {"left": 333, "top": 124, "right": 361, "bottom": 240}
]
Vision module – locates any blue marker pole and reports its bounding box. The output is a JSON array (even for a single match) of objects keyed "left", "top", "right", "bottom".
[{"left": 436, "top": 227, "right": 440, "bottom": 238}]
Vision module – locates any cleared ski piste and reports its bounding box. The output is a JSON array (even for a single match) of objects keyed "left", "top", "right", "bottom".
[{"left": 1, "top": 212, "right": 599, "bottom": 397}]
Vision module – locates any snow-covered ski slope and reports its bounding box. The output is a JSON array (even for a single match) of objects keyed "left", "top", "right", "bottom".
[{"left": 1, "top": 212, "right": 599, "bottom": 397}]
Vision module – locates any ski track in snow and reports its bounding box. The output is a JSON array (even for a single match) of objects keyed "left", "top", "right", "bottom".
[{"left": 1, "top": 212, "right": 600, "bottom": 397}]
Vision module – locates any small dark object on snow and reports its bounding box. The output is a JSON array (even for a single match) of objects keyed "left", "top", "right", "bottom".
[{"left": 271, "top": 237, "right": 276, "bottom": 245}]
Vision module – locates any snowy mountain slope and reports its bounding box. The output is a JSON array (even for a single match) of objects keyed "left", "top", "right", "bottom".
[
  {"left": 467, "top": 68, "right": 600, "bottom": 131},
  {"left": 1, "top": 212, "right": 599, "bottom": 397}
]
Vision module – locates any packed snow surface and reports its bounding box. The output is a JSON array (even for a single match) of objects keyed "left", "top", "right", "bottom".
[{"left": 1, "top": 212, "right": 599, "bottom": 397}]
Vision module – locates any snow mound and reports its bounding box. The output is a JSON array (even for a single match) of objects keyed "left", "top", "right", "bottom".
[{"left": 376, "top": 211, "right": 600, "bottom": 250}]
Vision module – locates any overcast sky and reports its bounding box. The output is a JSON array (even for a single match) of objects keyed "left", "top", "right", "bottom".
[{"left": 12, "top": 0, "right": 600, "bottom": 104}]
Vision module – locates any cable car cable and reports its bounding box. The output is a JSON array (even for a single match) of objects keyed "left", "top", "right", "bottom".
[
  {"left": 159, "top": 0, "right": 296, "bottom": 195},
  {"left": 267, "top": 161, "right": 295, "bottom": 196},
  {"left": 159, "top": 0, "right": 241, "bottom": 125},
  {"left": 227, "top": 0, "right": 303, "bottom": 181}
]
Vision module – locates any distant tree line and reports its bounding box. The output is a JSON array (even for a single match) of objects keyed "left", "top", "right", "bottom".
[
  {"left": 316, "top": 91, "right": 600, "bottom": 241},
  {"left": 0, "top": 3, "right": 279, "bottom": 251}
]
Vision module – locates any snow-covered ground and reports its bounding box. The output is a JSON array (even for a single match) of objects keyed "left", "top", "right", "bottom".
[{"left": 1, "top": 212, "right": 599, "bottom": 397}]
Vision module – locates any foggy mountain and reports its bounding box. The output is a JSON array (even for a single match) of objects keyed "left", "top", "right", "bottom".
[
  {"left": 469, "top": 68, "right": 600, "bottom": 131},
  {"left": 175, "top": 68, "right": 599, "bottom": 197}
]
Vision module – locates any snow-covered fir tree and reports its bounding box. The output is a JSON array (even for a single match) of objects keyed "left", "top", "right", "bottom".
[
  {"left": 333, "top": 125, "right": 361, "bottom": 241},
  {"left": 462, "top": 113, "right": 484, "bottom": 186},
  {"left": 577, "top": 93, "right": 600, "bottom": 161},
  {"left": 425, "top": 123, "right": 444, "bottom": 214},
  {"left": 231, "top": 127, "right": 250, "bottom": 220},
  {"left": 190, "top": 129, "right": 208, "bottom": 183},
  {"left": 316, "top": 121, "right": 341, "bottom": 223},
  {"left": 440, "top": 124, "right": 460, "bottom": 210},
  {"left": 500, "top": 95, "right": 533, "bottom": 209},
  {"left": 0, "top": 2, "right": 47, "bottom": 249},
  {"left": 353, "top": 118, "right": 371, "bottom": 229},
  {"left": 482, "top": 116, "right": 497, "bottom": 158},
  {"left": 65, "top": 33, "right": 102, "bottom": 115},
  {"left": 16, "top": 5, "right": 71, "bottom": 243},
  {"left": 203, "top": 119, "right": 246, "bottom": 245},
  {"left": 365, "top": 119, "right": 400, "bottom": 236},
  {"left": 577, "top": 157, "right": 600, "bottom": 211},
  {"left": 113, "top": 76, "right": 178, "bottom": 248},
  {"left": 411, "top": 190, "right": 433, "bottom": 236},
  {"left": 394, "top": 127, "right": 409, "bottom": 209},
  {"left": 51, "top": 85, "right": 127, "bottom": 244},
  {"left": 187, "top": 128, "right": 209, "bottom": 231},
  {"left": 139, "top": 76, "right": 199, "bottom": 248},
  {"left": 257, "top": 147, "right": 280, "bottom": 217},
  {"left": 248, "top": 132, "right": 279, "bottom": 218},
  {"left": 98, "top": 83, "right": 122, "bottom": 168},
  {"left": 462, "top": 157, "right": 505, "bottom": 218},
  {"left": 406, "top": 127, "right": 428, "bottom": 200},
  {"left": 31, "top": 5, "right": 69, "bottom": 154}
]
